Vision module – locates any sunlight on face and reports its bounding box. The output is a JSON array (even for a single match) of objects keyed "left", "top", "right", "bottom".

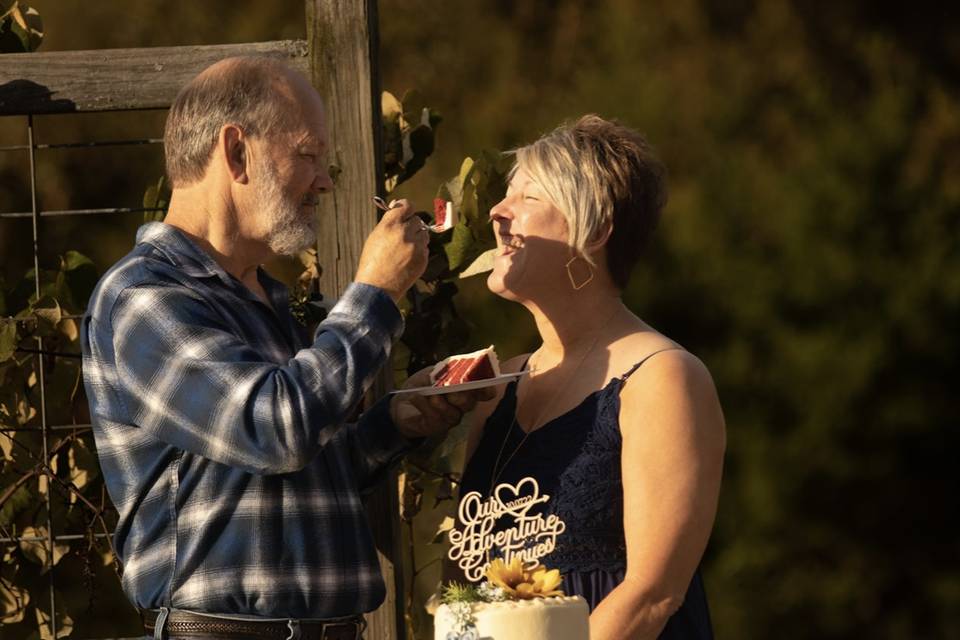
[
  {"left": 486, "top": 167, "right": 572, "bottom": 302},
  {"left": 254, "top": 155, "right": 318, "bottom": 256}
]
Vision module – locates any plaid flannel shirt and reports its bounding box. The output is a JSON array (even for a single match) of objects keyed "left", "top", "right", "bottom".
[{"left": 81, "top": 222, "right": 413, "bottom": 618}]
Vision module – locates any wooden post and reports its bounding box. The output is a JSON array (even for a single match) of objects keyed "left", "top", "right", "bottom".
[{"left": 306, "top": 2, "right": 403, "bottom": 639}]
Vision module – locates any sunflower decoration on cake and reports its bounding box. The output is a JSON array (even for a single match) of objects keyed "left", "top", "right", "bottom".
[
  {"left": 435, "top": 560, "right": 575, "bottom": 640},
  {"left": 439, "top": 558, "right": 565, "bottom": 606},
  {"left": 485, "top": 557, "right": 564, "bottom": 599}
]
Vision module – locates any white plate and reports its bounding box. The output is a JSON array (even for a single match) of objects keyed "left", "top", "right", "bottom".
[{"left": 390, "top": 370, "right": 529, "bottom": 396}]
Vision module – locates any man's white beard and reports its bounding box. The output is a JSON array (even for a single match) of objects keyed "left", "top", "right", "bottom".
[{"left": 256, "top": 162, "right": 317, "bottom": 256}]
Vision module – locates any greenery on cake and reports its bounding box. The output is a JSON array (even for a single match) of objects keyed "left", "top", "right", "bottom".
[{"left": 441, "top": 582, "right": 486, "bottom": 604}]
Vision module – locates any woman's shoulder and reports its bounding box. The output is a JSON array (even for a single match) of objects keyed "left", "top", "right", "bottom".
[
  {"left": 616, "top": 339, "right": 725, "bottom": 446},
  {"left": 608, "top": 326, "right": 688, "bottom": 378}
]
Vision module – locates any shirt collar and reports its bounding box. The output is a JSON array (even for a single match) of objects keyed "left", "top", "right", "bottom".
[
  {"left": 136, "top": 222, "right": 230, "bottom": 282},
  {"left": 135, "top": 222, "right": 290, "bottom": 310}
]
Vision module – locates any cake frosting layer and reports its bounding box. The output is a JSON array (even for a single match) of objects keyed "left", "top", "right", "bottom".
[
  {"left": 434, "top": 596, "right": 589, "bottom": 640},
  {"left": 430, "top": 345, "right": 501, "bottom": 387}
]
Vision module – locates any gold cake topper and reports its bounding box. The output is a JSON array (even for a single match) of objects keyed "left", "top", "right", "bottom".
[{"left": 447, "top": 477, "right": 566, "bottom": 582}]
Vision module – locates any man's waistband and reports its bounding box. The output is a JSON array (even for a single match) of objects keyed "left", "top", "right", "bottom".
[{"left": 141, "top": 607, "right": 366, "bottom": 640}]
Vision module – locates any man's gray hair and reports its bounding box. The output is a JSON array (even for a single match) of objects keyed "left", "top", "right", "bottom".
[{"left": 164, "top": 57, "right": 297, "bottom": 187}]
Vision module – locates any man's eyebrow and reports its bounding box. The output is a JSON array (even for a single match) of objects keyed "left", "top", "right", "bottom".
[{"left": 295, "top": 134, "right": 323, "bottom": 148}]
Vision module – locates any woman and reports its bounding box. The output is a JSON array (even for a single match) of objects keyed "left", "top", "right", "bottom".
[{"left": 457, "top": 115, "right": 725, "bottom": 639}]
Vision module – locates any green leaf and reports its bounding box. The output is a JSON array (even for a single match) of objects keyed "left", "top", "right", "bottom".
[
  {"left": 142, "top": 175, "right": 168, "bottom": 223},
  {"left": 399, "top": 89, "right": 426, "bottom": 123},
  {"left": 60, "top": 251, "right": 98, "bottom": 311},
  {"left": 0, "top": 567, "right": 30, "bottom": 623},
  {"left": 473, "top": 151, "right": 510, "bottom": 226},
  {"left": 459, "top": 248, "right": 496, "bottom": 279},
  {"left": 66, "top": 437, "right": 99, "bottom": 490},
  {"left": 460, "top": 178, "right": 479, "bottom": 227},
  {"left": 0, "top": 14, "right": 27, "bottom": 53},
  {"left": 440, "top": 582, "right": 484, "bottom": 604},
  {"left": 407, "top": 124, "right": 435, "bottom": 159},
  {"left": 0, "top": 481, "right": 32, "bottom": 528},
  {"left": 381, "top": 92, "right": 405, "bottom": 193},
  {"left": 431, "top": 516, "right": 456, "bottom": 544},
  {"left": 3, "top": 2, "right": 42, "bottom": 53},
  {"left": 61, "top": 251, "right": 93, "bottom": 272},
  {"left": 31, "top": 296, "right": 61, "bottom": 335},
  {"left": 19, "top": 526, "right": 70, "bottom": 569},
  {"left": 457, "top": 157, "right": 475, "bottom": 192},
  {"left": 381, "top": 90, "right": 403, "bottom": 121},
  {"left": 0, "top": 318, "right": 16, "bottom": 362},
  {"left": 444, "top": 223, "right": 480, "bottom": 272},
  {"left": 393, "top": 124, "right": 436, "bottom": 188},
  {"left": 438, "top": 157, "right": 471, "bottom": 210},
  {"left": 398, "top": 472, "right": 424, "bottom": 522}
]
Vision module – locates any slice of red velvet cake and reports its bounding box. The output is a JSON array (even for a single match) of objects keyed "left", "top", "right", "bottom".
[
  {"left": 429, "top": 345, "right": 501, "bottom": 387},
  {"left": 432, "top": 198, "right": 456, "bottom": 232}
]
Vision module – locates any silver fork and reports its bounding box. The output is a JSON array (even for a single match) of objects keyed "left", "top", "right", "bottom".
[{"left": 372, "top": 196, "right": 453, "bottom": 232}]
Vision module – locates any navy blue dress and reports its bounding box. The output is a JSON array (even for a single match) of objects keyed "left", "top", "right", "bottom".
[{"left": 459, "top": 357, "right": 714, "bottom": 639}]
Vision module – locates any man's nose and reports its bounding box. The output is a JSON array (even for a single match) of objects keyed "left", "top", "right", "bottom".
[{"left": 314, "top": 165, "right": 335, "bottom": 193}]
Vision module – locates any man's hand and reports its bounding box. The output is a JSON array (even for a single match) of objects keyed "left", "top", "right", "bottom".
[
  {"left": 355, "top": 199, "right": 429, "bottom": 303},
  {"left": 390, "top": 366, "right": 496, "bottom": 439}
]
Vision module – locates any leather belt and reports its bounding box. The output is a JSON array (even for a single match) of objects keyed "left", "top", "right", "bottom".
[{"left": 141, "top": 608, "right": 365, "bottom": 640}]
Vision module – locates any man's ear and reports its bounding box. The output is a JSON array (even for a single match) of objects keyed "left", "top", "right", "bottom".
[{"left": 221, "top": 124, "right": 248, "bottom": 184}]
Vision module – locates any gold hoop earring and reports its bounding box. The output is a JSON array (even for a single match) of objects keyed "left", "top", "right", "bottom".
[{"left": 565, "top": 256, "right": 594, "bottom": 290}]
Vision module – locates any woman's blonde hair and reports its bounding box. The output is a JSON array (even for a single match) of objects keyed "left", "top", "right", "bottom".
[{"left": 513, "top": 114, "right": 667, "bottom": 289}]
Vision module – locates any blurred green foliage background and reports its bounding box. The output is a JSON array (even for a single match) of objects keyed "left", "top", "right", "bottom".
[{"left": 1, "top": 1, "right": 957, "bottom": 638}]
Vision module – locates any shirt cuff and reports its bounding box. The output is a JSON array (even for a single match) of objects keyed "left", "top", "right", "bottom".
[{"left": 357, "top": 394, "right": 425, "bottom": 456}]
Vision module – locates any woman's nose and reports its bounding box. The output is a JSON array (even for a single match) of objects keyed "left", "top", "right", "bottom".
[{"left": 489, "top": 196, "right": 513, "bottom": 221}]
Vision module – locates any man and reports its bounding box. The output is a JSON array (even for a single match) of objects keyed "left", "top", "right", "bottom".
[{"left": 81, "top": 57, "right": 484, "bottom": 639}]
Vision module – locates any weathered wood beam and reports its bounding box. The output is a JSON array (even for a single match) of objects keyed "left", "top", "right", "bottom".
[
  {"left": 307, "top": 0, "right": 384, "bottom": 297},
  {"left": 306, "top": 2, "right": 403, "bottom": 640},
  {"left": 0, "top": 40, "right": 309, "bottom": 115}
]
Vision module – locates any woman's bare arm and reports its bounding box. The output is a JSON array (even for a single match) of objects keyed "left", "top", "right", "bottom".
[{"left": 589, "top": 350, "right": 725, "bottom": 640}]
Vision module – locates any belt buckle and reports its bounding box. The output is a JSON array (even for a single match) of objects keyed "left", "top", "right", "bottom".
[
  {"left": 318, "top": 618, "right": 363, "bottom": 640},
  {"left": 285, "top": 619, "right": 301, "bottom": 640}
]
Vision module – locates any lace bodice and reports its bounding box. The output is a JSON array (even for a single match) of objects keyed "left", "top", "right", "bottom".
[
  {"left": 459, "top": 366, "right": 640, "bottom": 573},
  {"left": 458, "top": 352, "right": 716, "bottom": 637}
]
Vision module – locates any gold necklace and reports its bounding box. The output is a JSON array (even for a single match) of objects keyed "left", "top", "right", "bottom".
[{"left": 486, "top": 306, "right": 621, "bottom": 494}]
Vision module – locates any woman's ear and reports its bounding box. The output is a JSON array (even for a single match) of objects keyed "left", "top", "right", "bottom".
[{"left": 221, "top": 124, "right": 249, "bottom": 184}]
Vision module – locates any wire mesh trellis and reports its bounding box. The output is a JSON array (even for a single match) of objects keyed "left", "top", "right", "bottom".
[
  {"left": 0, "top": 113, "right": 167, "bottom": 639},
  {"left": 0, "top": 18, "right": 400, "bottom": 639}
]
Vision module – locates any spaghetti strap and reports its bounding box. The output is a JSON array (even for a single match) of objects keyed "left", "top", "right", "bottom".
[
  {"left": 619, "top": 347, "right": 685, "bottom": 382},
  {"left": 502, "top": 355, "right": 533, "bottom": 402}
]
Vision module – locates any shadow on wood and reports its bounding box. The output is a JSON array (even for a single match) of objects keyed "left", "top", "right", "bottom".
[{"left": 0, "top": 78, "right": 75, "bottom": 114}]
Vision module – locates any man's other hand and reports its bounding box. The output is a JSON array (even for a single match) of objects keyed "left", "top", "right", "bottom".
[
  {"left": 355, "top": 199, "right": 429, "bottom": 303},
  {"left": 389, "top": 366, "right": 496, "bottom": 439}
]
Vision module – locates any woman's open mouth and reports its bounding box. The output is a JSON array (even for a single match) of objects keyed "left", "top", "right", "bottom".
[{"left": 499, "top": 234, "right": 525, "bottom": 256}]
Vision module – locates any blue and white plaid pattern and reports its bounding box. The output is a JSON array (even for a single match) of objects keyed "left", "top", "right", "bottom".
[{"left": 81, "top": 222, "right": 411, "bottom": 618}]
